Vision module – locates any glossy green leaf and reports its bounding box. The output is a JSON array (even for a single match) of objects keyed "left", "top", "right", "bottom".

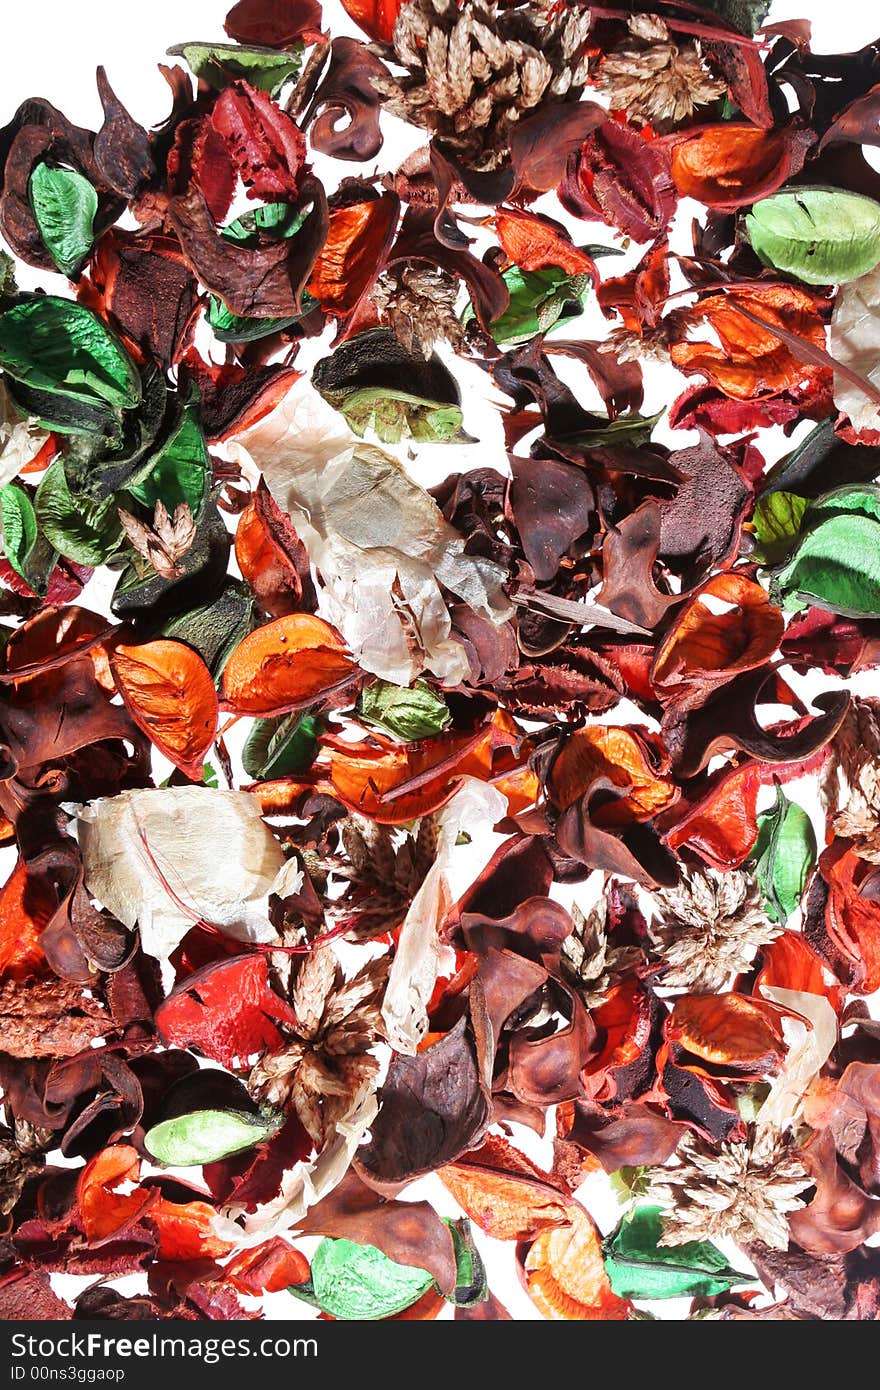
[
  {"left": 746, "top": 188, "right": 880, "bottom": 286},
  {"left": 359, "top": 680, "right": 451, "bottom": 741},
  {"left": 0, "top": 297, "right": 141, "bottom": 413},
  {"left": 775, "top": 511, "right": 880, "bottom": 616},
  {"left": 35, "top": 460, "right": 122, "bottom": 567},
  {"left": 468, "top": 266, "right": 590, "bottom": 347},
  {"left": 751, "top": 489, "right": 808, "bottom": 564},
  {"left": 242, "top": 712, "right": 319, "bottom": 780},
  {"left": 167, "top": 41, "right": 303, "bottom": 96},
  {"left": 751, "top": 784, "right": 817, "bottom": 922},
  {"left": 446, "top": 1220, "right": 488, "bottom": 1308},
  {"left": 128, "top": 403, "right": 209, "bottom": 516},
  {"left": 603, "top": 1205, "right": 747, "bottom": 1300},
  {"left": 144, "top": 1107, "right": 278, "bottom": 1167},
  {"left": 310, "top": 1238, "right": 433, "bottom": 1320},
  {"left": 28, "top": 163, "right": 97, "bottom": 276},
  {"left": 0, "top": 483, "right": 38, "bottom": 583}
]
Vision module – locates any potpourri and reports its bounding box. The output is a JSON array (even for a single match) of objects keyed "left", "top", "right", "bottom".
[{"left": 2, "top": 0, "right": 880, "bottom": 1322}]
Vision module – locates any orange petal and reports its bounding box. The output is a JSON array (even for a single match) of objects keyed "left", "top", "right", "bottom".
[
  {"left": 547, "top": 724, "right": 677, "bottom": 826},
  {"left": 492, "top": 207, "right": 597, "bottom": 277},
  {"left": 221, "top": 613, "right": 358, "bottom": 717},
  {"left": 0, "top": 858, "right": 49, "bottom": 981},
  {"left": 307, "top": 195, "right": 398, "bottom": 317},
  {"left": 652, "top": 572, "right": 784, "bottom": 697},
  {"left": 667, "top": 993, "right": 789, "bottom": 1071},
  {"left": 439, "top": 1135, "right": 572, "bottom": 1243},
  {"left": 111, "top": 639, "right": 218, "bottom": 776},
  {"left": 671, "top": 124, "right": 796, "bottom": 209},
  {"left": 520, "top": 1207, "right": 630, "bottom": 1320}
]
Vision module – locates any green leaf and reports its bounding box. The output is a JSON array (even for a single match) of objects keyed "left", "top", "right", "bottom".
[
  {"left": 332, "top": 386, "right": 467, "bottom": 445},
  {"left": 242, "top": 712, "right": 319, "bottom": 780},
  {"left": 144, "top": 1107, "right": 278, "bottom": 1167},
  {"left": 201, "top": 762, "right": 219, "bottom": 789},
  {"left": 603, "top": 1206, "right": 748, "bottom": 1300},
  {"left": 0, "top": 483, "right": 38, "bottom": 583},
  {"left": 751, "top": 784, "right": 817, "bottom": 922},
  {"left": 745, "top": 188, "right": 880, "bottom": 286},
  {"left": 207, "top": 299, "right": 304, "bottom": 343},
  {"left": 0, "top": 297, "right": 141, "bottom": 414},
  {"left": 167, "top": 41, "right": 302, "bottom": 97},
  {"left": 751, "top": 489, "right": 808, "bottom": 564},
  {"left": 128, "top": 402, "right": 209, "bottom": 516},
  {"left": 556, "top": 408, "right": 664, "bottom": 451},
  {"left": 35, "top": 459, "right": 122, "bottom": 566},
  {"left": 445, "top": 1220, "right": 488, "bottom": 1308},
  {"left": 28, "top": 163, "right": 97, "bottom": 276},
  {"left": 359, "top": 679, "right": 451, "bottom": 741},
  {"left": 702, "top": 0, "right": 770, "bottom": 34},
  {"left": 159, "top": 581, "right": 255, "bottom": 674},
  {"left": 775, "top": 511, "right": 880, "bottom": 617},
  {"left": 468, "top": 266, "right": 590, "bottom": 346},
  {"left": 310, "top": 1239, "right": 433, "bottom": 1320}
]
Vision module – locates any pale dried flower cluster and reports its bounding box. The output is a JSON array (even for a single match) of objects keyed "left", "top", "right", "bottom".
[
  {"left": 649, "top": 867, "right": 782, "bottom": 993},
  {"left": 117, "top": 499, "right": 196, "bottom": 580},
  {"left": 374, "top": 0, "right": 592, "bottom": 167},
  {"left": 373, "top": 263, "right": 465, "bottom": 359},
  {"left": 646, "top": 1126, "right": 814, "bottom": 1251},
  {"left": 249, "top": 949, "right": 388, "bottom": 1147},
  {"left": 561, "top": 897, "right": 641, "bottom": 1008},
  {"left": 597, "top": 15, "right": 726, "bottom": 131},
  {"left": 825, "top": 697, "right": 880, "bottom": 861},
  {"left": 312, "top": 814, "right": 440, "bottom": 940}
]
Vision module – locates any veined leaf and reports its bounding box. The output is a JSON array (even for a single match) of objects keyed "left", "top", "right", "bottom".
[
  {"left": 29, "top": 164, "right": 98, "bottom": 276},
  {"left": 309, "top": 1238, "right": 434, "bottom": 1320},
  {"left": 751, "top": 784, "right": 817, "bottom": 922},
  {"left": 35, "top": 459, "right": 122, "bottom": 566},
  {"left": 167, "top": 41, "right": 303, "bottom": 96},
  {"left": 241, "top": 711, "right": 319, "bottom": 780},
  {"left": 0, "top": 297, "right": 141, "bottom": 412},
  {"left": 603, "top": 1205, "right": 747, "bottom": 1300},
  {"left": 746, "top": 188, "right": 880, "bottom": 286},
  {"left": 128, "top": 403, "right": 209, "bottom": 516},
  {"left": 0, "top": 483, "right": 38, "bottom": 584},
  {"left": 359, "top": 679, "right": 451, "bottom": 741},
  {"left": 751, "top": 490, "right": 808, "bottom": 564},
  {"left": 775, "top": 510, "right": 880, "bottom": 617}
]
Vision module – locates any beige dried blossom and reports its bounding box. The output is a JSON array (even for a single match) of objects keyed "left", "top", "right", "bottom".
[
  {"left": 249, "top": 949, "right": 388, "bottom": 1147},
  {"left": 600, "top": 308, "right": 693, "bottom": 366},
  {"left": 646, "top": 1126, "right": 814, "bottom": 1252},
  {"left": 373, "top": 263, "right": 464, "bottom": 359},
  {"left": 597, "top": 14, "right": 725, "bottom": 131},
  {"left": 648, "top": 867, "right": 782, "bottom": 993},
  {"left": 117, "top": 500, "right": 196, "bottom": 580},
  {"left": 561, "top": 897, "right": 640, "bottom": 1008},
  {"left": 373, "top": 0, "right": 592, "bottom": 169},
  {"left": 0, "top": 1120, "right": 51, "bottom": 1217},
  {"left": 309, "top": 815, "right": 439, "bottom": 940},
  {"left": 824, "top": 697, "right": 880, "bottom": 861}
]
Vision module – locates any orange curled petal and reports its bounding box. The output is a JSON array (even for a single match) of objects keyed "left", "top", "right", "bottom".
[
  {"left": 221, "top": 613, "right": 358, "bottom": 717},
  {"left": 670, "top": 124, "right": 795, "bottom": 210},
  {"left": 667, "top": 993, "right": 789, "bottom": 1071},
  {"left": 651, "top": 572, "right": 784, "bottom": 697},
  {"left": 149, "top": 1196, "right": 233, "bottom": 1261},
  {"left": 492, "top": 207, "right": 598, "bottom": 277},
  {"left": 111, "top": 639, "right": 218, "bottom": 776},
  {"left": 670, "top": 284, "right": 830, "bottom": 401},
  {"left": 520, "top": 1207, "right": 630, "bottom": 1320},
  {"left": 547, "top": 724, "right": 677, "bottom": 826},
  {"left": 307, "top": 195, "right": 398, "bottom": 317},
  {"left": 78, "top": 1146, "right": 155, "bottom": 1244}
]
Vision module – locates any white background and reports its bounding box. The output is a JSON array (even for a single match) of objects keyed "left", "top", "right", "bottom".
[{"left": 2, "top": 0, "right": 879, "bottom": 1322}]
